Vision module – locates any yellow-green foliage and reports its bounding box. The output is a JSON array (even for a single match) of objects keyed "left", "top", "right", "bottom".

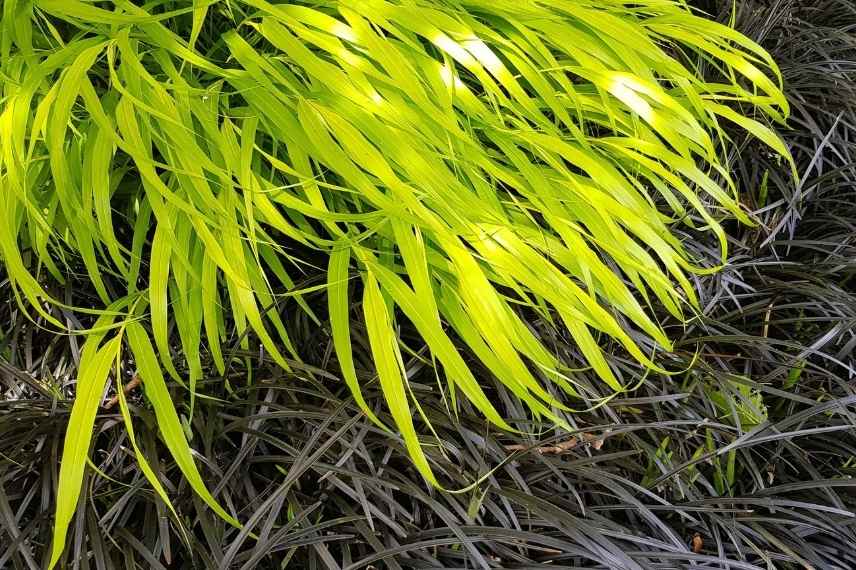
[{"left": 0, "top": 0, "right": 792, "bottom": 565}]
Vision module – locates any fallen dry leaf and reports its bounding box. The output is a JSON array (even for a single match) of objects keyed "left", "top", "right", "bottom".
[
  {"left": 692, "top": 533, "right": 703, "bottom": 554},
  {"left": 104, "top": 374, "right": 142, "bottom": 410}
]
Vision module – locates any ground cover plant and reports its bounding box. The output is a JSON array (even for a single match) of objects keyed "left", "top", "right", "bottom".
[{"left": 4, "top": 0, "right": 855, "bottom": 568}]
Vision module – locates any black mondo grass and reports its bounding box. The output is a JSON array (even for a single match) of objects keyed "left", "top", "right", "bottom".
[
  {"left": 2, "top": 0, "right": 856, "bottom": 568},
  {"left": 2, "top": 270, "right": 856, "bottom": 570}
]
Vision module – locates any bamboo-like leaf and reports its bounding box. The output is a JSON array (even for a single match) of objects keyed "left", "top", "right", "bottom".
[
  {"left": 49, "top": 336, "right": 121, "bottom": 568},
  {"left": 362, "top": 270, "right": 437, "bottom": 486},
  {"left": 328, "top": 246, "right": 386, "bottom": 428},
  {"left": 125, "top": 321, "right": 240, "bottom": 528}
]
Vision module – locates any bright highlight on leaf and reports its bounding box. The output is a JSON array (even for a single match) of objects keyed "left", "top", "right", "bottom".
[{"left": 0, "top": 0, "right": 792, "bottom": 565}]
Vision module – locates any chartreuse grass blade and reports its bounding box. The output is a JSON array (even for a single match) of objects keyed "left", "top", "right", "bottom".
[
  {"left": 359, "top": 251, "right": 515, "bottom": 430},
  {"left": 125, "top": 321, "right": 240, "bottom": 528},
  {"left": 48, "top": 299, "right": 127, "bottom": 569},
  {"left": 328, "top": 246, "right": 387, "bottom": 429},
  {"left": 49, "top": 337, "right": 121, "bottom": 568},
  {"left": 362, "top": 270, "right": 438, "bottom": 486},
  {"left": 114, "top": 370, "right": 188, "bottom": 547}
]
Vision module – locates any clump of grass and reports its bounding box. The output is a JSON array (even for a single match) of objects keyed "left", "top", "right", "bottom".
[{"left": 0, "top": 0, "right": 792, "bottom": 564}]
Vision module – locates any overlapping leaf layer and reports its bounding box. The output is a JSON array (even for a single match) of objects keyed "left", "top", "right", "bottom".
[{"left": 0, "top": 0, "right": 791, "bottom": 563}]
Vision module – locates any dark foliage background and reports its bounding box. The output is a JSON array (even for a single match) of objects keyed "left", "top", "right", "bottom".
[{"left": 2, "top": 0, "right": 855, "bottom": 568}]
